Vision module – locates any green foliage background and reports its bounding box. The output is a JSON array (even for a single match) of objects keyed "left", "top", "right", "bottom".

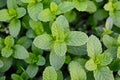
[{"left": 0, "top": 0, "right": 120, "bottom": 80}]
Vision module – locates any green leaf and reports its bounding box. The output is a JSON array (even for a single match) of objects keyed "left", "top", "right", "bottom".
[
  {"left": 102, "top": 35, "right": 117, "bottom": 48},
  {"left": 105, "top": 17, "right": 113, "bottom": 30},
  {"left": 69, "top": 61, "right": 86, "bottom": 80},
  {"left": 7, "top": 0, "right": 17, "bottom": 9},
  {"left": 58, "top": 1, "right": 74, "bottom": 13},
  {"left": 50, "top": 51, "right": 65, "bottom": 70},
  {"left": 117, "top": 47, "right": 120, "bottom": 59},
  {"left": 94, "top": 67, "right": 114, "bottom": 80},
  {"left": 38, "top": 8, "right": 53, "bottom": 22},
  {"left": 85, "top": 59, "right": 97, "bottom": 71},
  {"left": 66, "top": 31, "right": 88, "bottom": 46},
  {"left": 87, "top": 35, "right": 102, "bottom": 58},
  {"left": 114, "top": 2, "right": 120, "bottom": 10},
  {"left": 9, "top": 19, "right": 21, "bottom": 37},
  {"left": 0, "top": 60, "right": 4, "bottom": 68},
  {"left": 21, "top": 0, "right": 35, "bottom": 3},
  {"left": 29, "top": 19, "right": 44, "bottom": 35},
  {"left": 43, "top": 66, "right": 57, "bottom": 80},
  {"left": 57, "top": 70, "right": 63, "bottom": 80},
  {"left": 13, "top": 45, "right": 29, "bottom": 59},
  {"left": 28, "top": 3, "right": 43, "bottom": 21},
  {"left": 17, "top": 36, "right": 32, "bottom": 49},
  {"left": 53, "top": 42, "right": 67, "bottom": 56},
  {"left": 97, "top": 50, "right": 113, "bottom": 66},
  {"left": 26, "top": 64, "right": 38, "bottom": 78},
  {"left": 73, "top": 0, "right": 88, "bottom": 11},
  {"left": 50, "top": 2, "right": 58, "bottom": 12},
  {"left": 11, "top": 74, "right": 23, "bottom": 80},
  {"left": 36, "top": 55, "right": 46, "bottom": 66},
  {"left": 33, "top": 34, "right": 53, "bottom": 50},
  {"left": 1, "top": 47, "right": 13, "bottom": 58},
  {"left": 86, "top": 1, "right": 97, "bottom": 13},
  {"left": 0, "top": 76, "right": 6, "bottom": 80},
  {"left": 0, "top": 0, "right": 7, "bottom": 8},
  {"left": 0, "top": 9, "right": 11, "bottom": 21},
  {"left": 4, "top": 36, "right": 14, "bottom": 47},
  {"left": 16, "top": 7, "right": 26, "bottom": 18}
]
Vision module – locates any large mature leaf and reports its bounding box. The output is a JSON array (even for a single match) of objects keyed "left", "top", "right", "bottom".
[
  {"left": 0, "top": 9, "right": 11, "bottom": 21},
  {"left": 94, "top": 67, "right": 114, "bottom": 80},
  {"left": 28, "top": 3, "right": 43, "bottom": 21},
  {"left": 9, "top": 19, "right": 21, "bottom": 37},
  {"left": 53, "top": 42, "right": 67, "bottom": 56},
  {"left": 43, "top": 66, "right": 57, "bottom": 80},
  {"left": 26, "top": 64, "right": 38, "bottom": 78},
  {"left": 38, "top": 8, "right": 53, "bottom": 22},
  {"left": 69, "top": 61, "right": 86, "bottom": 80},
  {"left": 85, "top": 59, "right": 97, "bottom": 71},
  {"left": 86, "top": 1, "right": 97, "bottom": 13},
  {"left": 87, "top": 35, "right": 102, "bottom": 58},
  {"left": 33, "top": 34, "right": 53, "bottom": 50},
  {"left": 16, "top": 7, "right": 26, "bottom": 18},
  {"left": 50, "top": 51, "right": 65, "bottom": 70},
  {"left": 58, "top": 1, "right": 74, "bottom": 13},
  {"left": 13, "top": 45, "right": 29, "bottom": 59},
  {"left": 7, "top": 0, "right": 17, "bottom": 9},
  {"left": 66, "top": 31, "right": 88, "bottom": 46}
]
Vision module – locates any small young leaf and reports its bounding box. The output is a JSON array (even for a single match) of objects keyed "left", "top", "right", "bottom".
[
  {"left": 29, "top": 19, "right": 44, "bottom": 35},
  {"left": 4, "top": 36, "right": 14, "bottom": 47},
  {"left": 94, "top": 67, "right": 114, "bottom": 80},
  {"left": 105, "top": 17, "right": 113, "bottom": 30},
  {"left": 36, "top": 55, "right": 46, "bottom": 66},
  {"left": 69, "top": 61, "right": 87, "bottom": 80},
  {"left": 38, "top": 8, "right": 53, "bottom": 22},
  {"left": 57, "top": 70, "right": 63, "bottom": 80},
  {"left": 58, "top": 1, "right": 74, "bottom": 13},
  {"left": 0, "top": 9, "right": 11, "bottom": 21},
  {"left": 9, "top": 19, "right": 21, "bottom": 37},
  {"left": 53, "top": 42, "right": 67, "bottom": 56},
  {"left": 16, "top": 7, "right": 26, "bottom": 18},
  {"left": 33, "top": 34, "right": 53, "bottom": 50},
  {"left": 50, "top": 2, "right": 58, "bottom": 12},
  {"left": 11, "top": 74, "right": 23, "bottom": 80},
  {"left": 50, "top": 51, "right": 65, "bottom": 70},
  {"left": 28, "top": 3, "right": 43, "bottom": 21},
  {"left": 43, "top": 66, "right": 57, "bottom": 80},
  {"left": 26, "top": 64, "right": 38, "bottom": 78},
  {"left": 85, "top": 59, "right": 97, "bottom": 71},
  {"left": 21, "top": 0, "right": 35, "bottom": 3},
  {"left": 87, "top": 35, "right": 102, "bottom": 58},
  {"left": 66, "top": 31, "right": 88, "bottom": 46},
  {"left": 13, "top": 45, "right": 29, "bottom": 59},
  {"left": 1, "top": 47, "right": 13, "bottom": 58},
  {"left": 86, "top": 1, "right": 97, "bottom": 13}
]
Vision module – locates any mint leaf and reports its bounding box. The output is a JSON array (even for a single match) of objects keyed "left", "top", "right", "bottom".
[
  {"left": 21, "top": 0, "right": 35, "bottom": 3},
  {"left": 7, "top": 0, "right": 17, "bottom": 9},
  {"left": 0, "top": 60, "right": 4, "bottom": 68},
  {"left": 102, "top": 35, "right": 117, "bottom": 48},
  {"left": 69, "top": 61, "right": 86, "bottom": 80},
  {"left": 58, "top": 1, "right": 74, "bottom": 13},
  {"left": 1, "top": 47, "right": 13, "bottom": 58},
  {"left": 16, "top": 7, "right": 26, "bottom": 18},
  {"left": 87, "top": 35, "right": 102, "bottom": 58},
  {"left": 11, "top": 74, "right": 23, "bottom": 80},
  {"left": 38, "top": 8, "right": 53, "bottom": 22},
  {"left": 85, "top": 59, "right": 97, "bottom": 71},
  {"left": 50, "top": 2, "right": 58, "bottom": 12},
  {"left": 26, "top": 64, "right": 38, "bottom": 78},
  {"left": 50, "top": 51, "right": 65, "bottom": 70},
  {"left": 86, "top": 1, "right": 97, "bottom": 13},
  {"left": 66, "top": 31, "right": 88, "bottom": 46},
  {"left": 4, "top": 36, "right": 14, "bottom": 47},
  {"left": 29, "top": 19, "right": 44, "bottom": 35},
  {"left": 9, "top": 19, "right": 21, "bottom": 37},
  {"left": 0, "top": 9, "right": 11, "bottom": 21},
  {"left": 94, "top": 67, "right": 114, "bottom": 80},
  {"left": 28, "top": 3, "right": 43, "bottom": 21},
  {"left": 43, "top": 66, "right": 57, "bottom": 80},
  {"left": 36, "top": 55, "right": 46, "bottom": 66},
  {"left": 73, "top": 0, "right": 87, "bottom": 11},
  {"left": 53, "top": 42, "right": 67, "bottom": 56},
  {"left": 33, "top": 34, "right": 53, "bottom": 50},
  {"left": 13, "top": 45, "right": 29, "bottom": 59}
]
